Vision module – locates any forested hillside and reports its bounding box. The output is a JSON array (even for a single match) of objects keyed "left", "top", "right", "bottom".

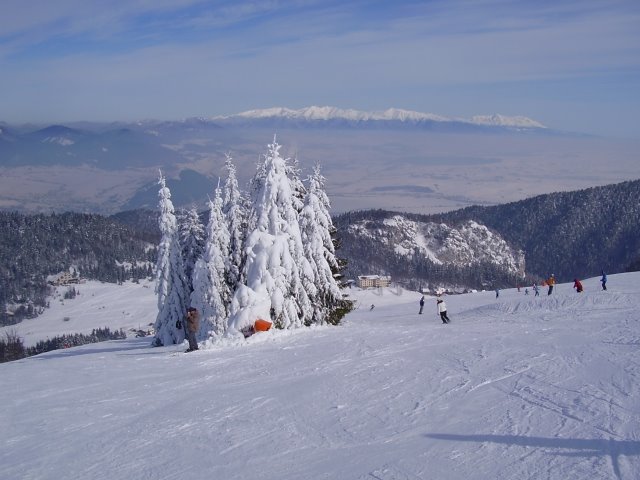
[
  {"left": 335, "top": 180, "right": 640, "bottom": 287},
  {"left": 2, "top": 179, "right": 637, "bottom": 326},
  {"left": 0, "top": 212, "right": 157, "bottom": 325},
  {"left": 429, "top": 179, "right": 640, "bottom": 281},
  {"left": 334, "top": 210, "right": 527, "bottom": 291}
]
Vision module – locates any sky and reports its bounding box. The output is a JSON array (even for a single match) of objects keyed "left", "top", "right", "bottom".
[
  {"left": 2, "top": 274, "right": 639, "bottom": 479},
  {"left": 1, "top": 0, "right": 639, "bottom": 138}
]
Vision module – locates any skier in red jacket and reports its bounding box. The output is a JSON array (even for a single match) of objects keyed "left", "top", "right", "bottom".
[{"left": 573, "top": 279, "right": 583, "bottom": 293}]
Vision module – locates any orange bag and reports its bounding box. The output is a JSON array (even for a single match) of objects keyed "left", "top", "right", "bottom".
[{"left": 254, "top": 319, "right": 272, "bottom": 332}]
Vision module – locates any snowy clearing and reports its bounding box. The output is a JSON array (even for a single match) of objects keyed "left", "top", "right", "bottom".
[
  {"left": 1, "top": 274, "right": 639, "bottom": 479},
  {"left": 1, "top": 279, "right": 157, "bottom": 347}
]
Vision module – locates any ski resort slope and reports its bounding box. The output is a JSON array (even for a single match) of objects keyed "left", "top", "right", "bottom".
[
  {"left": 1, "top": 279, "right": 158, "bottom": 347},
  {"left": 1, "top": 274, "right": 639, "bottom": 480}
]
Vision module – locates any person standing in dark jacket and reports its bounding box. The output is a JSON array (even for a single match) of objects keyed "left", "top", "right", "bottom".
[
  {"left": 601, "top": 271, "right": 607, "bottom": 291},
  {"left": 185, "top": 307, "right": 200, "bottom": 352}
]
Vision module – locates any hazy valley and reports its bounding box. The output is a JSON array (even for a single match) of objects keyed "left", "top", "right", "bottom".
[{"left": 2, "top": 107, "right": 638, "bottom": 215}]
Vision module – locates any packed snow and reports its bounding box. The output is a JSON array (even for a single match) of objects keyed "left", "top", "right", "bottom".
[
  {"left": 1, "top": 273, "right": 639, "bottom": 479},
  {"left": 1, "top": 279, "right": 157, "bottom": 347}
]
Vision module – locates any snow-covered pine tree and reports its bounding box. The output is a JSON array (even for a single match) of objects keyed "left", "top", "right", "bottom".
[
  {"left": 222, "top": 154, "right": 246, "bottom": 293},
  {"left": 153, "top": 173, "right": 189, "bottom": 346},
  {"left": 178, "top": 207, "right": 205, "bottom": 296},
  {"left": 190, "top": 187, "right": 231, "bottom": 338},
  {"left": 287, "top": 154, "right": 306, "bottom": 214},
  {"left": 244, "top": 153, "right": 267, "bottom": 236},
  {"left": 228, "top": 137, "right": 313, "bottom": 332},
  {"left": 299, "top": 164, "right": 343, "bottom": 324}
]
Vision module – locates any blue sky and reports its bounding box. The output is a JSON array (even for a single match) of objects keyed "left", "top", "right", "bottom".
[{"left": 1, "top": 0, "right": 639, "bottom": 137}]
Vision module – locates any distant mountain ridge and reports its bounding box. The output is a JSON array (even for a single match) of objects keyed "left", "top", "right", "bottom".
[
  {"left": 3, "top": 107, "right": 636, "bottom": 217},
  {"left": 212, "top": 106, "right": 547, "bottom": 130}
]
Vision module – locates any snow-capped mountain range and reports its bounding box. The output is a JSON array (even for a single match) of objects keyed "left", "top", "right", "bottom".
[
  {"left": 212, "top": 106, "right": 547, "bottom": 129},
  {"left": 3, "top": 106, "right": 636, "bottom": 218}
]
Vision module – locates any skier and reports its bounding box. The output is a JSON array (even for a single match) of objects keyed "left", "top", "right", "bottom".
[
  {"left": 370, "top": 304, "right": 375, "bottom": 311},
  {"left": 436, "top": 297, "right": 450, "bottom": 324},
  {"left": 419, "top": 295, "right": 425, "bottom": 314},
  {"left": 573, "top": 278, "right": 583, "bottom": 293},
  {"left": 601, "top": 271, "right": 607, "bottom": 291},
  {"left": 533, "top": 282, "right": 540, "bottom": 297},
  {"left": 525, "top": 288, "right": 529, "bottom": 295},
  {"left": 184, "top": 307, "right": 200, "bottom": 352},
  {"left": 547, "top": 274, "right": 556, "bottom": 295},
  {"left": 495, "top": 288, "right": 500, "bottom": 299}
]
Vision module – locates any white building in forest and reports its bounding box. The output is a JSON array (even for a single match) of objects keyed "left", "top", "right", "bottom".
[{"left": 357, "top": 275, "right": 391, "bottom": 289}]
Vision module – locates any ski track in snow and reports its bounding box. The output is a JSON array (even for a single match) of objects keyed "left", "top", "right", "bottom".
[{"left": 1, "top": 274, "right": 640, "bottom": 479}]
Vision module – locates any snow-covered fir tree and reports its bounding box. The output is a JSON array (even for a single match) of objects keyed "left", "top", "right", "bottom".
[
  {"left": 299, "top": 165, "right": 343, "bottom": 324},
  {"left": 287, "top": 154, "right": 306, "bottom": 213},
  {"left": 153, "top": 173, "right": 189, "bottom": 346},
  {"left": 190, "top": 187, "right": 231, "bottom": 338},
  {"left": 244, "top": 153, "right": 267, "bottom": 235},
  {"left": 222, "top": 154, "right": 246, "bottom": 292},
  {"left": 228, "top": 138, "right": 314, "bottom": 332},
  {"left": 178, "top": 207, "right": 205, "bottom": 296}
]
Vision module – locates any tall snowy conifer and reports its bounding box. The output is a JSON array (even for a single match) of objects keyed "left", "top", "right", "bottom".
[
  {"left": 228, "top": 138, "right": 313, "bottom": 332},
  {"left": 153, "top": 173, "right": 189, "bottom": 346},
  {"left": 299, "top": 165, "right": 342, "bottom": 323},
  {"left": 222, "top": 155, "right": 245, "bottom": 292},
  {"left": 178, "top": 207, "right": 205, "bottom": 295},
  {"left": 190, "top": 187, "right": 231, "bottom": 337},
  {"left": 244, "top": 153, "right": 267, "bottom": 235},
  {"left": 287, "top": 155, "right": 306, "bottom": 213}
]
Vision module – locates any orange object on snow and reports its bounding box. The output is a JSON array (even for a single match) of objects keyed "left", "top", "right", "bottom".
[{"left": 254, "top": 319, "right": 273, "bottom": 332}]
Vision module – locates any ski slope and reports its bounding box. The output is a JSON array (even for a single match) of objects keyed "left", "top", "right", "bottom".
[
  {"left": 1, "top": 274, "right": 639, "bottom": 479},
  {"left": 1, "top": 279, "right": 157, "bottom": 347}
]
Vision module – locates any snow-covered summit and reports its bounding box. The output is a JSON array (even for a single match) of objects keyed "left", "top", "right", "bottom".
[
  {"left": 470, "top": 113, "right": 546, "bottom": 129},
  {"left": 213, "top": 106, "right": 546, "bottom": 129},
  {"left": 42, "top": 136, "right": 75, "bottom": 146}
]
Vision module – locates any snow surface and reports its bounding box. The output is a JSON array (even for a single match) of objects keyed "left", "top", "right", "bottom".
[
  {"left": 1, "top": 274, "right": 639, "bottom": 479},
  {"left": 1, "top": 279, "right": 157, "bottom": 347}
]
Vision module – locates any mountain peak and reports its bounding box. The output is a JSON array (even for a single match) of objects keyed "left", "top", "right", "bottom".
[{"left": 214, "top": 106, "right": 546, "bottom": 129}]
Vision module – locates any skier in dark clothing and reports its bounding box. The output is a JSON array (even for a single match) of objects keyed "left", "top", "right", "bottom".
[
  {"left": 437, "top": 298, "right": 450, "bottom": 324},
  {"left": 419, "top": 295, "right": 425, "bottom": 314},
  {"left": 601, "top": 271, "right": 607, "bottom": 291}
]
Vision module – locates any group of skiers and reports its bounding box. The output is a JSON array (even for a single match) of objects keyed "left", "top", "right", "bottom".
[
  {"left": 419, "top": 271, "right": 609, "bottom": 324},
  {"left": 419, "top": 295, "right": 451, "bottom": 324},
  {"left": 525, "top": 271, "right": 607, "bottom": 297}
]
